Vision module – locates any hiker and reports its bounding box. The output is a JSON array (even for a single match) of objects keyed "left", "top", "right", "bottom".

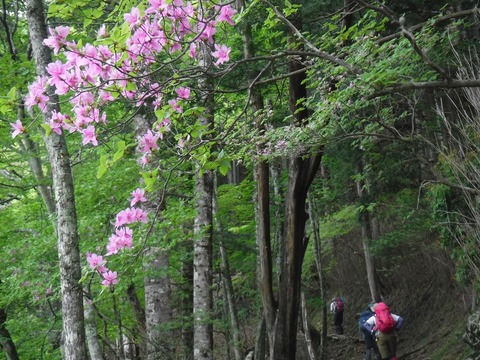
[
  {"left": 363, "top": 302, "right": 404, "bottom": 360},
  {"left": 357, "top": 303, "right": 382, "bottom": 360},
  {"left": 330, "top": 297, "right": 345, "bottom": 334}
]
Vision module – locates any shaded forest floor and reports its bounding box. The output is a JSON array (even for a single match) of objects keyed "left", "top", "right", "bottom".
[
  {"left": 299, "top": 231, "right": 474, "bottom": 360},
  {"left": 301, "top": 282, "right": 470, "bottom": 360}
]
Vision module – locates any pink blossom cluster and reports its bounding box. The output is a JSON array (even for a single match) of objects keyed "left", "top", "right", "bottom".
[
  {"left": 86, "top": 188, "right": 148, "bottom": 286},
  {"left": 15, "top": 0, "right": 236, "bottom": 149},
  {"left": 18, "top": 0, "right": 236, "bottom": 287}
]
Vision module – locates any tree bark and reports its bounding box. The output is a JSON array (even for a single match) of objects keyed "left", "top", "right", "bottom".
[
  {"left": 269, "top": 7, "right": 322, "bottom": 358},
  {"left": 181, "top": 258, "right": 194, "bottom": 360},
  {"left": 235, "top": 1, "right": 276, "bottom": 357},
  {"left": 26, "top": 1, "right": 87, "bottom": 359},
  {"left": 126, "top": 283, "right": 147, "bottom": 358},
  {"left": 308, "top": 191, "right": 328, "bottom": 360},
  {"left": 83, "top": 298, "right": 104, "bottom": 360},
  {"left": 132, "top": 113, "right": 173, "bottom": 360},
  {"left": 300, "top": 291, "right": 317, "bottom": 360},
  {"left": 355, "top": 159, "right": 379, "bottom": 301},
  {"left": 144, "top": 246, "right": 173, "bottom": 359},
  {"left": 193, "top": 39, "right": 214, "bottom": 360}
]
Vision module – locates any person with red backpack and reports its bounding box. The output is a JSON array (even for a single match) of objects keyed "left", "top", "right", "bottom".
[
  {"left": 330, "top": 297, "right": 345, "bottom": 334},
  {"left": 363, "top": 302, "right": 404, "bottom": 360}
]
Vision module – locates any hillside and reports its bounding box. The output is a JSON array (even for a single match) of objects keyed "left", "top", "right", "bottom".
[{"left": 302, "top": 230, "right": 472, "bottom": 360}]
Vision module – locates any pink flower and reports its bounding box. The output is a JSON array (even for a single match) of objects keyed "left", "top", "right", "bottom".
[
  {"left": 115, "top": 227, "right": 133, "bottom": 249},
  {"left": 97, "top": 24, "right": 108, "bottom": 38},
  {"left": 189, "top": 43, "right": 196, "bottom": 58},
  {"left": 114, "top": 208, "right": 148, "bottom": 227},
  {"left": 130, "top": 188, "right": 147, "bottom": 206},
  {"left": 25, "top": 76, "right": 50, "bottom": 111},
  {"left": 43, "top": 26, "right": 70, "bottom": 54},
  {"left": 175, "top": 86, "right": 191, "bottom": 99},
  {"left": 140, "top": 155, "right": 150, "bottom": 167},
  {"left": 101, "top": 270, "right": 118, "bottom": 287},
  {"left": 81, "top": 125, "right": 98, "bottom": 146},
  {"left": 115, "top": 209, "right": 130, "bottom": 228},
  {"left": 146, "top": 0, "right": 168, "bottom": 14},
  {"left": 125, "top": 7, "right": 141, "bottom": 28},
  {"left": 217, "top": 5, "right": 236, "bottom": 26},
  {"left": 49, "top": 111, "right": 70, "bottom": 135},
  {"left": 168, "top": 99, "right": 183, "bottom": 113},
  {"left": 106, "top": 234, "right": 120, "bottom": 255},
  {"left": 132, "top": 208, "right": 148, "bottom": 223},
  {"left": 212, "top": 44, "right": 231, "bottom": 66},
  {"left": 11, "top": 120, "right": 25, "bottom": 138},
  {"left": 199, "top": 22, "right": 217, "bottom": 43},
  {"left": 139, "top": 129, "right": 160, "bottom": 154},
  {"left": 46, "top": 60, "right": 67, "bottom": 82},
  {"left": 86, "top": 253, "right": 106, "bottom": 270}
]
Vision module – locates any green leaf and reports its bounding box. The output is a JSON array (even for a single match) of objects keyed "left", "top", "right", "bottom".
[
  {"left": 112, "top": 140, "right": 126, "bottom": 163},
  {"left": 219, "top": 158, "right": 231, "bottom": 176},
  {"left": 7, "top": 87, "right": 17, "bottom": 101},
  {"left": 40, "top": 123, "right": 52, "bottom": 137},
  {"left": 140, "top": 169, "right": 158, "bottom": 191},
  {"left": 97, "top": 155, "right": 108, "bottom": 179}
]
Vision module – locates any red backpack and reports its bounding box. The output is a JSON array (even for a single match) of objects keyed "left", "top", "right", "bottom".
[
  {"left": 374, "top": 302, "right": 395, "bottom": 333},
  {"left": 333, "top": 297, "right": 344, "bottom": 312}
]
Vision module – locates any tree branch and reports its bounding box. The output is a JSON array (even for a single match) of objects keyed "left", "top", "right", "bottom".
[
  {"left": 367, "top": 79, "right": 480, "bottom": 99},
  {"left": 262, "top": 0, "right": 361, "bottom": 74}
]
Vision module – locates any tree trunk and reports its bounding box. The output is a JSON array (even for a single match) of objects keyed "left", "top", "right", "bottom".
[
  {"left": 355, "top": 159, "right": 379, "bottom": 301},
  {"left": 308, "top": 190, "right": 328, "bottom": 360},
  {"left": 144, "top": 246, "right": 173, "bottom": 359},
  {"left": 253, "top": 316, "right": 266, "bottom": 360},
  {"left": 26, "top": 1, "right": 87, "bottom": 359},
  {"left": 83, "top": 298, "right": 104, "bottom": 360},
  {"left": 193, "top": 38, "right": 214, "bottom": 360},
  {"left": 126, "top": 284, "right": 147, "bottom": 358},
  {"left": 300, "top": 291, "right": 317, "bottom": 360},
  {"left": 269, "top": 7, "right": 322, "bottom": 358},
  {"left": 181, "top": 258, "right": 194, "bottom": 360},
  {"left": 133, "top": 113, "right": 173, "bottom": 360},
  {"left": 213, "top": 179, "right": 242, "bottom": 360},
  {"left": 235, "top": 1, "right": 276, "bottom": 357}
]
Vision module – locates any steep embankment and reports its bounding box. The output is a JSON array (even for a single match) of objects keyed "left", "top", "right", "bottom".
[{"left": 306, "top": 230, "right": 472, "bottom": 359}]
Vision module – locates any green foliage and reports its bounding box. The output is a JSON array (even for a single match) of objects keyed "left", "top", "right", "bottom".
[{"left": 369, "top": 189, "right": 434, "bottom": 254}]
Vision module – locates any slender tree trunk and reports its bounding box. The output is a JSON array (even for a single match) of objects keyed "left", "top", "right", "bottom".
[
  {"left": 193, "top": 39, "right": 214, "bottom": 360},
  {"left": 133, "top": 114, "right": 173, "bottom": 360},
  {"left": 213, "top": 179, "right": 242, "bottom": 360},
  {"left": 26, "top": 1, "right": 87, "bottom": 359},
  {"left": 355, "top": 159, "right": 379, "bottom": 301},
  {"left": 126, "top": 284, "right": 147, "bottom": 358},
  {"left": 253, "top": 316, "right": 266, "bottom": 360},
  {"left": 308, "top": 190, "right": 328, "bottom": 360},
  {"left": 83, "top": 298, "right": 104, "bottom": 360},
  {"left": 181, "top": 258, "right": 194, "bottom": 360},
  {"left": 235, "top": 1, "right": 275, "bottom": 358},
  {"left": 300, "top": 291, "right": 317, "bottom": 360},
  {"left": 144, "top": 246, "right": 173, "bottom": 359}
]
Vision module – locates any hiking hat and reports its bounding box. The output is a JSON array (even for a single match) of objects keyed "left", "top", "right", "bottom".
[{"left": 369, "top": 303, "right": 377, "bottom": 312}]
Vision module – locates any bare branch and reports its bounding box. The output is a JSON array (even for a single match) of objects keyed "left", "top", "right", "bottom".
[
  {"left": 262, "top": 0, "right": 361, "bottom": 74},
  {"left": 367, "top": 79, "right": 480, "bottom": 99}
]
